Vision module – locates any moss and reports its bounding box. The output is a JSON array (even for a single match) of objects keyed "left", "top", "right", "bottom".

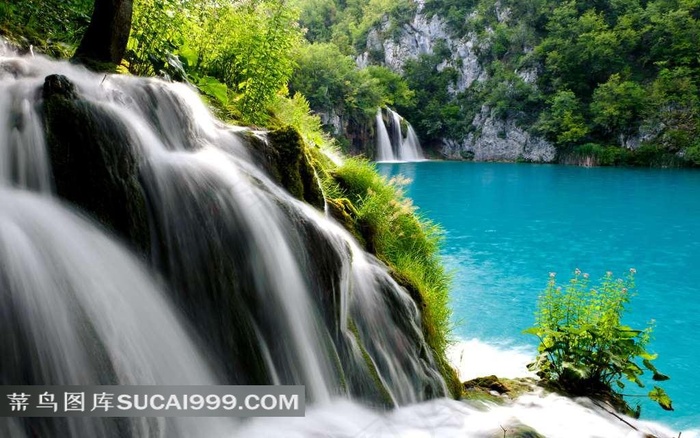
[
  {"left": 247, "top": 126, "right": 325, "bottom": 209},
  {"left": 347, "top": 320, "right": 395, "bottom": 407},
  {"left": 326, "top": 197, "right": 365, "bottom": 244}
]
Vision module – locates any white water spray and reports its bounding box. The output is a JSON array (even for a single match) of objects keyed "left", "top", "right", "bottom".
[{"left": 375, "top": 107, "right": 425, "bottom": 162}]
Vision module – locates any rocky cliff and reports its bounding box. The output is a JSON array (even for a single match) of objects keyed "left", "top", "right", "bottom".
[{"left": 356, "top": 0, "right": 556, "bottom": 162}]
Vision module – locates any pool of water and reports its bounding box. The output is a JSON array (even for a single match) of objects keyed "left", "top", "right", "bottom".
[{"left": 379, "top": 161, "right": 700, "bottom": 431}]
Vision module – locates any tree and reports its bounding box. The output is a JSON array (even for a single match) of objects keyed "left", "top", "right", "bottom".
[
  {"left": 74, "top": 0, "right": 133, "bottom": 65},
  {"left": 536, "top": 90, "right": 589, "bottom": 145},
  {"left": 591, "top": 74, "right": 647, "bottom": 139}
]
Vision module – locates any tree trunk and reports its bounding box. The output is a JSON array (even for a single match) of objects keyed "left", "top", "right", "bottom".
[{"left": 73, "top": 0, "right": 133, "bottom": 65}]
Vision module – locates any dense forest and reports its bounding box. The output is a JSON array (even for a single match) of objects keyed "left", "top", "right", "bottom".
[{"left": 1, "top": 0, "right": 699, "bottom": 165}]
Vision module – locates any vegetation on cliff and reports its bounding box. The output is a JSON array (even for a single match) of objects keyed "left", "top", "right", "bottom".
[{"left": 295, "top": 0, "right": 700, "bottom": 166}]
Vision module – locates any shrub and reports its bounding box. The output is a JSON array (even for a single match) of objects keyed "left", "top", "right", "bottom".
[
  {"left": 572, "top": 143, "right": 630, "bottom": 166},
  {"left": 525, "top": 269, "right": 673, "bottom": 414}
]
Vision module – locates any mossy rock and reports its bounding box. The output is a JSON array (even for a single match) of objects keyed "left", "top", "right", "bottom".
[
  {"left": 41, "top": 74, "right": 150, "bottom": 254},
  {"left": 246, "top": 126, "right": 325, "bottom": 209},
  {"left": 326, "top": 197, "right": 365, "bottom": 244},
  {"left": 462, "top": 376, "right": 537, "bottom": 405},
  {"left": 464, "top": 375, "right": 510, "bottom": 394}
]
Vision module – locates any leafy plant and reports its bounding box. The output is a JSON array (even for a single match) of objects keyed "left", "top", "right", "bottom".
[{"left": 525, "top": 269, "right": 673, "bottom": 413}]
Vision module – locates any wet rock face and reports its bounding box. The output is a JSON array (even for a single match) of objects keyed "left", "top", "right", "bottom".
[
  {"left": 41, "top": 74, "right": 150, "bottom": 254},
  {"left": 42, "top": 74, "right": 77, "bottom": 100}
]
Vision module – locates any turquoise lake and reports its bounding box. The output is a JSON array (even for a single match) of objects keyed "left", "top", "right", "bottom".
[{"left": 379, "top": 162, "right": 700, "bottom": 431}]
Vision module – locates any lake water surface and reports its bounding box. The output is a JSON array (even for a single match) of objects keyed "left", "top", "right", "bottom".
[{"left": 379, "top": 161, "right": 700, "bottom": 431}]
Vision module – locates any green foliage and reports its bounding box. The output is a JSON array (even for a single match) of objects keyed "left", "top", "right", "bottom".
[
  {"left": 127, "top": 0, "right": 191, "bottom": 76},
  {"left": 423, "top": 0, "right": 478, "bottom": 35},
  {"left": 128, "top": 0, "right": 303, "bottom": 125},
  {"left": 591, "top": 74, "right": 648, "bottom": 136},
  {"left": 400, "top": 53, "right": 466, "bottom": 142},
  {"left": 526, "top": 269, "right": 673, "bottom": 413},
  {"left": 0, "top": 0, "right": 93, "bottom": 57},
  {"left": 570, "top": 143, "right": 630, "bottom": 166},
  {"left": 330, "top": 158, "right": 455, "bottom": 391},
  {"left": 480, "top": 61, "right": 543, "bottom": 122},
  {"left": 536, "top": 90, "right": 589, "bottom": 145},
  {"left": 268, "top": 91, "right": 328, "bottom": 148},
  {"left": 289, "top": 42, "right": 415, "bottom": 142},
  {"left": 289, "top": 43, "right": 366, "bottom": 115},
  {"left": 296, "top": 0, "right": 338, "bottom": 42},
  {"left": 537, "top": 3, "right": 625, "bottom": 97},
  {"left": 647, "top": 67, "right": 700, "bottom": 155}
]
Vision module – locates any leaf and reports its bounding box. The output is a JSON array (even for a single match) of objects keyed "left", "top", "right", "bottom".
[
  {"left": 178, "top": 45, "right": 199, "bottom": 68},
  {"left": 649, "top": 387, "right": 674, "bottom": 411},
  {"left": 652, "top": 372, "right": 670, "bottom": 382},
  {"left": 197, "top": 76, "right": 229, "bottom": 105},
  {"left": 642, "top": 359, "right": 658, "bottom": 373},
  {"left": 640, "top": 352, "right": 659, "bottom": 361}
]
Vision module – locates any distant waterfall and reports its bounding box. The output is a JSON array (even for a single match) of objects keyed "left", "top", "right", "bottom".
[{"left": 375, "top": 107, "right": 425, "bottom": 162}]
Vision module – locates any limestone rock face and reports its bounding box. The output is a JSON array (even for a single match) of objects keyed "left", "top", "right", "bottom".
[
  {"left": 358, "top": 1, "right": 556, "bottom": 162},
  {"left": 441, "top": 107, "right": 556, "bottom": 162},
  {"left": 361, "top": 2, "right": 485, "bottom": 93}
]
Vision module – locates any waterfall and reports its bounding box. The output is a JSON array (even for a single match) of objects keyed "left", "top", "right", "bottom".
[
  {"left": 0, "top": 44, "right": 446, "bottom": 437},
  {"left": 375, "top": 107, "right": 425, "bottom": 162},
  {"left": 0, "top": 189, "right": 234, "bottom": 437},
  {"left": 375, "top": 108, "right": 393, "bottom": 162},
  {"left": 0, "top": 44, "right": 689, "bottom": 438}
]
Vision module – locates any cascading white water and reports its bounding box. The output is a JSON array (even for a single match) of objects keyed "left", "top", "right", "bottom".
[
  {"left": 375, "top": 108, "right": 393, "bottom": 162},
  {"left": 402, "top": 125, "right": 424, "bottom": 161},
  {"left": 375, "top": 107, "right": 425, "bottom": 162},
  {"left": 0, "top": 189, "right": 235, "bottom": 438},
  {"left": 0, "top": 42, "right": 692, "bottom": 438}
]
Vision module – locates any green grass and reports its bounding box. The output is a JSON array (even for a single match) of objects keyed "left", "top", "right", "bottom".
[{"left": 329, "top": 157, "right": 460, "bottom": 396}]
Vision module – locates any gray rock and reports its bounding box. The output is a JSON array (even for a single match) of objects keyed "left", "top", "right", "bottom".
[{"left": 441, "top": 107, "right": 556, "bottom": 162}]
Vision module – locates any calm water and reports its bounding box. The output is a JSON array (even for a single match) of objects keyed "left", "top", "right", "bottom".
[{"left": 379, "top": 161, "right": 700, "bottom": 431}]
